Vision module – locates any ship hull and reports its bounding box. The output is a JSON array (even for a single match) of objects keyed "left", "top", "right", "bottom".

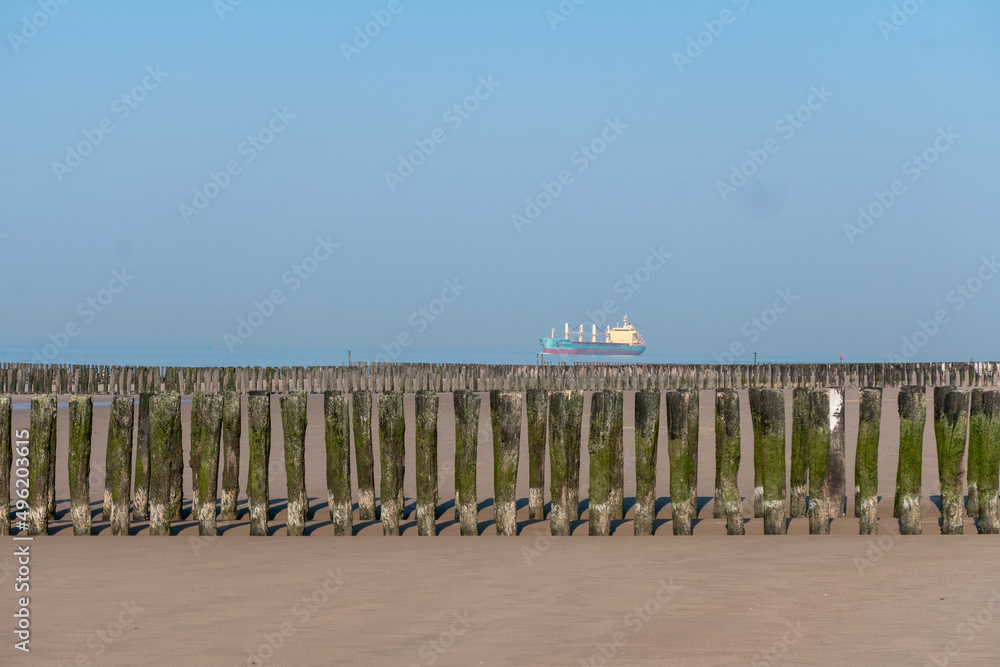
[{"left": 539, "top": 338, "right": 645, "bottom": 356}]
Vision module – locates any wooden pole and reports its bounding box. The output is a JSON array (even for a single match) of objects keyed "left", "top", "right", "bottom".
[
  {"left": 686, "top": 389, "right": 699, "bottom": 519},
  {"left": 148, "top": 393, "right": 180, "bottom": 536},
  {"left": 526, "top": 388, "right": 547, "bottom": 520},
  {"left": 324, "top": 392, "right": 353, "bottom": 536},
  {"left": 607, "top": 389, "right": 624, "bottom": 521},
  {"left": 491, "top": 391, "right": 522, "bottom": 536},
  {"left": 169, "top": 391, "right": 183, "bottom": 521},
  {"left": 189, "top": 392, "right": 205, "bottom": 522},
  {"left": 67, "top": 395, "right": 92, "bottom": 535},
  {"left": 828, "top": 387, "right": 847, "bottom": 519},
  {"left": 196, "top": 394, "right": 223, "bottom": 536},
  {"left": 280, "top": 391, "right": 309, "bottom": 536},
  {"left": 665, "top": 390, "right": 693, "bottom": 535},
  {"left": 634, "top": 389, "right": 660, "bottom": 536},
  {"left": 454, "top": 390, "right": 480, "bottom": 536},
  {"left": 934, "top": 386, "right": 969, "bottom": 535},
  {"left": 789, "top": 387, "right": 810, "bottom": 518},
  {"left": 132, "top": 393, "right": 151, "bottom": 521},
  {"left": 896, "top": 386, "right": 926, "bottom": 535},
  {"left": 220, "top": 390, "right": 241, "bottom": 521},
  {"left": 0, "top": 396, "right": 11, "bottom": 536},
  {"left": 565, "top": 390, "right": 583, "bottom": 522},
  {"left": 806, "top": 389, "right": 830, "bottom": 535},
  {"left": 750, "top": 388, "right": 786, "bottom": 535},
  {"left": 548, "top": 390, "right": 582, "bottom": 536},
  {"left": 715, "top": 388, "right": 743, "bottom": 535},
  {"left": 973, "top": 390, "right": 1000, "bottom": 533},
  {"left": 856, "top": 388, "right": 882, "bottom": 535},
  {"left": 968, "top": 389, "right": 983, "bottom": 519},
  {"left": 414, "top": 390, "right": 438, "bottom": 536},
  {"left": 28, "top": 396, "right": 55, "bottom": 535},
  {"left": 378, "top": 391, "right": 404, "bottom": 536},
  {"left": 587, "top": 389, "right": 613, "bottom": 536},
  {"left": 351, "top": 389, "right": 377, "bottom": 521},
  {"left": 247, "top": 391, "right": 271, "bottom": 536},
  {"left": 107, "top": 396, "right": 134, "bottom": 536}
]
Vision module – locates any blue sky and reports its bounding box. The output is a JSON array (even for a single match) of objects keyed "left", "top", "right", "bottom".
[{"left": 2, "top": 0, "right": 998, "bottom": 364}]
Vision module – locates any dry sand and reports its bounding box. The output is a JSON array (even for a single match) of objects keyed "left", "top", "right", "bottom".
[{"left": 2, "top": 388, "right": 998, "bottom": 665}]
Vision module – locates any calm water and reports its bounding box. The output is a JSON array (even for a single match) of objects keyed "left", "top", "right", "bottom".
[{"left": 0, "top": 345, "right": 857, "bottom": 367}]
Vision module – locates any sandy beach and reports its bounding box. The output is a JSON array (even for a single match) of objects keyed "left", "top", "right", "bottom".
[{"left": 3, "top": 388, "right": 998, "bottom": 665}]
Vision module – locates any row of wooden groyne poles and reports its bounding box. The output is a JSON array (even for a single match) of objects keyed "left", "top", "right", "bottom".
[{"left": 1, "top": 361, "right": 999, "bottom": 538}]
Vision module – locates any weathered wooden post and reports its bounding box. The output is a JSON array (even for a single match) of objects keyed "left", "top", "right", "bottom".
[
  {"left": 750, "top": 388, "right": 786, "bottom": 535},
  {"left": 491, "top": 391, "right": 522, "bottom": 536},
  {"left": 188, "top": 392, "right": 205, "bottom": 522},
  {"left": 634, "top": 389, "right": 660, "bottom": 536},
  {"left": 0, "top": 396, "right": 10, "bottom": 536},
  {"left": 896, "top": 386, "right": 926, "bottom": 535},
  {"left": 548, "top": 390, "right": 582, "bottom": 536},
  {"left": 789, "top": 388, "right": 810, "bottom": 518},
  {"left": 805, "top": 390, "right": 831, "bottom": 535},
  {"left": 414, "top": 390, "right": 438, "bottom": 536},
  {"left": 220, "top": 391, "right": 241, "bottom": 521},
  {"left": 107, "top": 396, "right": 134, "bottom": 536},
  {"left": 324, "top": 392, "right": 353, "bottom": 536},
  {"left": 973, "top": 390, "right": 1000, "bottom": 533},
  {"left": 454, "top": 390, "right": 480, "bottom": 535},
  {"left": 351, "top": 390, "right": 376, "bottom": 521},
  {"left": 685, "top": 389, "right": 699, "bottom": 519},
  {"left": 28, "top": 397, "right": 55, "bottom": 535},
  {"left": 607, "top": 390, "right": 624, "bottom": 521},
  {"left": 132, "top": 393, "right": 151, "bottom": 521},
  {"left": 934, "top": 386, "right": 969, "bottom": 535},
  {"left": 196, "top": 394, "right": 223, "bottom": 536},
  {"left": 588, "top": 390, "right": 613, "bottom": 537},
  {"left": 169, "top": 393, "right": 184, "bottom": 521},
  {"left": 68, "top": 396, "right": 93, "bottom": 535},
  {"left": 247, "top": 391, "right": 271, "bottom": 536},
  {"left": 526, "top": 388, "right": 547, "bottom": 520},
  {"left": 856, "top": 388, "right": 882, "bottom": 535},
  {"left": 148, "top": 393, "right": 180, "bottom": 536},
  {"left": 378, "top": 391, "right": 404, "bottom": 536},
  {"left": 828, "top": 388, "right": 847, "bottom": 518},
  {"left": 715, "top": 389, "right": 743, "bottom": 535},
  {"left": 665, "top": 390, "right": 694, "bottom": 535},
  {"left": 280, "top": 391, "right": 309, "bottom": 536},
  {"left": 566, "top": 391, "right": 583, "bottom": 521}
]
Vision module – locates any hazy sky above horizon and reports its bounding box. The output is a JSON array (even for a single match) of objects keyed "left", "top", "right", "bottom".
[{"left": 2, "top": 0, "right": 999, "bottom": 364}]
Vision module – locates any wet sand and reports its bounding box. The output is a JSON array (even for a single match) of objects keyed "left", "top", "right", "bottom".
[{"left": 2, "top": 388, "right": 997, "bottom": 665}]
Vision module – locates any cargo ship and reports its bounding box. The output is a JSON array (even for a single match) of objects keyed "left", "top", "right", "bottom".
[{"left": 539, "top": 314, "right": 646, "bottom": 356}]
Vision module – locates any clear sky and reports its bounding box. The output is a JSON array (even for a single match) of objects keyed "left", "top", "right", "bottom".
[{"left": 2, "top": 0, "right": 998, "bottom": 365}]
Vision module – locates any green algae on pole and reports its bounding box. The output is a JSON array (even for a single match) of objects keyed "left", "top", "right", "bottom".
[
  {"left": 132, "top": 393, "right": 151, "bottom": 521},
  {"left": 607, "top": 389, "right": 625, "bottom": 521},
  {"left": 324, "top": 392, "right": 353, "bottom": 536},
  {"left": 28, "top": 396, "right": 55, "bottom": 535},
  {"left": 973, "top": 390, "right": 1000, "bottom": 533},
  {"left": 453, "top": 390, "right": 480, "bottom": 536},
  {"left": 548, "top": 390, "right": 579, "bottom": 536},
  {"left": 789, "top": 388, "right": 810, "bottom": 518},
  {"left": 856, "top": 388, "right": 882, "bottom": 535},
  {"left": 896, "top": 386, "right": 926, "bottom": 535},
  {"left": 750, "top": 388, "right": 786, "bottom": 535},
  {"left": 169, "top": 394, "right": 184, "bottom": 521},
  {"left": 491, "top": 391, "right": 522, "bottom": 536},
  {"left": 806, "top": 390, "right": 831, "bottom": 535},
  {"left": 107, "top": 396, "right": 135, "bottom": 536},
  {"left": 525, "top": 388, "right": 548, "bottom": 520},
  {"left": 685, "top": 388, "right": 699, "bottom": 519},
  {"left": 967, "top": 390, "right": 983, "bottom": 519},
  {"left": 188, "top": 392, "right": 206, "bottom": 522},
  {"left": 0, "top": 396, "right": 11, "bottom": 536},
  {"left": 378, "top": 391, "right": 405, "bottom": 536},
  {"left": 247, "top": 391, "right": 272, "bottom": 536},
  {"left": 414, "top": 390, "right": 438, "bottom": 536},
  {"left": 587, "top": 390, "right": 613, "bottom": 536},
  {"left": 665, "top": 390, "right": 693, "bottom": 535},
  {"left": 196, "top": 394, "right": 224, "bottom": 537},
  {"left": 934, "top": 386, "right": 969, "bottom": 535},
  {"left": 149, "top": 393, "right": 181, "bottom": 536},
  {"left": 715, "top": 389, "right": 743, "bottom": 535},
  {"left": 46, "top": 393, "right": 57, "bottom": 520},
  {"left": 634, "top": 389, "right": 660, "bottom": 536},
  {"left": 351, "top": 389, "right": 376, "bottom": 521},
  {"left": 564, "top": 390, "right": 584, "bottom": 522},
  {"left": 68, "top": 396, "right": 93, "bottom": 535},
  {"left": 220, "top": 391, "right": 241, "bottom": 521},
  {"left": 280, "top": 391, "right": 309, "bottom": 536}
]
